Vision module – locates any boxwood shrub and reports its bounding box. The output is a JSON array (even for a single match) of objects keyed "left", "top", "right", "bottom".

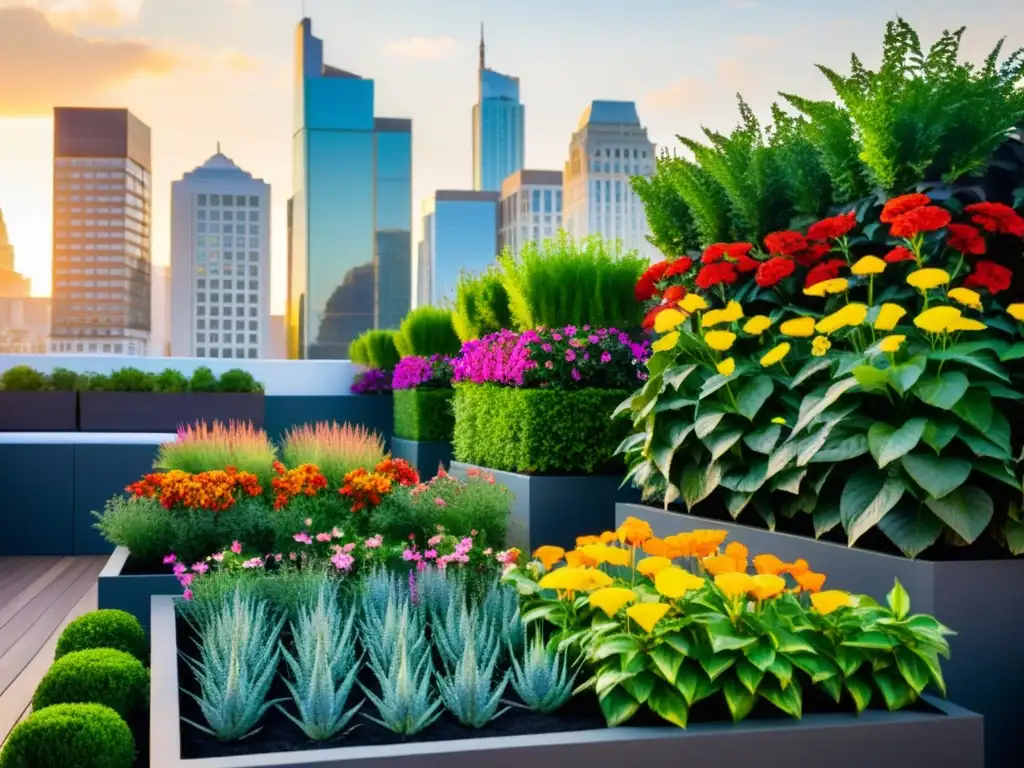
[
  {"left": 452, "top": 384, "right": 629, "bottom": 474},
  {"left": 55, "top": 610, "right": 147, "bottom": 663},
  {"left": 394, "top": 388, "right": 454, "bottom": 442},
  {"left": 0, "top": 703, "right": 135, "bottom": 768},
  {"left": 32, "top": 648, "right": 149, "bottom": 719}
]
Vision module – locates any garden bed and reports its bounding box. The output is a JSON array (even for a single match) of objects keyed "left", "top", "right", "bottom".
[
  {"left": 0, "top": 390, "right": 77, "bottom": 431},
  {"left": 390, "top": 437, "right": 453, "bottom": 479},
  {"left": 79, "top": 392, "right": 265, "bottom": 433},
  {"left": 150, "top": 595, "right": 982, "bottom": 768},
  {"left": 98, "top": 547, "right": 181, "bottom": 636}
]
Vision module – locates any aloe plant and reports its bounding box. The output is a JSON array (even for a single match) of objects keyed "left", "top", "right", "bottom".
[
  {"left": 362, "top": 588, "right": 425, "bottom": 674},
  {"left": 432, "top": 590, "right": 499, "bottom": 670},
  {"left": 180, "top": 588, "right": 285, "bottom": 740},
  {"left": 481, "top": 578, "right": 524, "bottom": 654},
  {"left": 361, "top": 567, "right": 402, "bottom": 625},
  {"left": 418, "top": 565, "right": 464, "bottom": 619},
  {"left": 436, "top": 620, "right": 509, "bottom": 727},
  {"left": 509, "top": 629, "right": 576, "bottom": 714}
]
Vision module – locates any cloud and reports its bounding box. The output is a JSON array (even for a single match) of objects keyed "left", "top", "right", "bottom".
[
  {"left": 213, "top": 47, "right": 262, "bottom": 75},
  {"left": 3, "top": 0, "right": 142, "bottom": 30},
  {"left": 382, "top": 36, "right": 458, "bottom": 60},
  {"left": 737, "top": 34, "right": 779, "bottom": 51},
  {"left": 643, "top": 76, "right": 707, "bottom": 111},
  {"left": 716, "top": 58, "right": 750, "bottom": 91}
]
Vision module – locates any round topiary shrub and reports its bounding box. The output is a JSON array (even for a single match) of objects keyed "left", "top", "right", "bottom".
[
  {"left": 32, "top": 648, "right": 149, "bottom": 719},
  {"left": 55, "top": 610, "right": 147, "bottom": 663},
  {"left": 0, "top": 703, "right": 135, "bottom": 768}
]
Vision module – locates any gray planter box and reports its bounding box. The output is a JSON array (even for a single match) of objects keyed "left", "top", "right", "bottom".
[
  {"left": 79, "top": 391, "right": 264, "bottom": 433},
  {"left": 0, "top": 391, "right": 77, "bottom": 431},
  {"left": 150, "top": 595, "right": 983, "bottom": 768},
  {"left": 450, "top": 462, "right": 638, "bottom": 553},
  {"left": 98, "top": 547, "right": 180, "bottom": 637},
  {"left": 618, "top": 502, "right": 1017, "bottom": 768},
  {"left": 391, "top": 437, "right": 452, "bottom": 479}
]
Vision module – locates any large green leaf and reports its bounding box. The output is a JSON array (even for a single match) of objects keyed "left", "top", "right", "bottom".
[
  {"left": 694, "top": 407, "right": 728, "bottom": 439},
  {"left": 650, "top": 420, "right": 696, "bottom": 478},
  {"left": 852, "top": 365, "right": 890, "bottom": 392},
  {"left": 743, "top": 423, "right": 782, "bottom": 454},
  {"left": 597, "top": 685, "right": 640, "bottom": 726},
  {"left": 974, "top": 459, "right": 1021, "bottom": 491},
  {"left": 999, "top": 341, "right": 1024, "bottom": 361},
  {"left": 873, "top": 670, "right": 917, "bottom": 711},
  {"left": 699, "top": 374, "right": 731, "bottom": 400},
  {"left": 790, "top": 377, "right": 859, "bottom": 437},
  {"left": 923, "top": 485, "right": 993, "bottom": 544},
  {"left": 647, "top": 351, "right": 677, "bottom": 380},
  {"left": 914, "top": 371, "right": 969, "bottom": 410},
  {"left": 646, "top": 681, "right": 689, "bottom": 728},
  {"left": 681, "top": 461, "right": 723, "bottom": 510},
  {"left": 813, "top": 500, "right": 841, "bottom": 538},
  {"left": 900, "top": 453, "right": 971, "bottom": 499},
  {"left": 759, "top": 675, "right": 802, "bottom": 718},
  {"left": 887, "top": 355, "right": 926, "bottom": 395},
  {"left": 736, "top": 375, "right": 774, "bottom": 420},
  {"left": 791, "top": 357, "right": 832, "bottom": 387},
  {"left": 868, "top": 418, "right": 927, "bottom": 468},
  {"left": 614, "top": 432, "right": 646, "bottom": 456},
  {"left": 952, "top": 388, "right": 993, "bottom": 433},
  {"left": 664, "top": 364, "right": 699, "bottom": 390},
  {"left": 724, "top": 491, "right": 753, "bottom": 519},
  {"left": 734, "top": 658, "right": 764, "bottom": 694},
  {"left": 840, "top": 467, "right": 905, "bottom": 545},
  {"left": 921, "top": 419, "right": 959, "bottom": 454},
  {"left": 723, "top": 674, "right": 758, "bottom": 721},
  {"left": 674, "top": 662, "right": 705, "bottom": 704},
  {"left": 648, "top": 644, "right": 684, "bottom": 683},
  {"left": 955, "top": 430, "right": 1011, "bottom": 460},
  {"left": 845, "top": 674, "right": 873, "bottom": 714},
  {"left": 808, "top": 433, "right": 869, "bottom": 463},
  {"left": 875, "top": 502, "right": 944, "bottom": 557},
  {"left": 701, "top": 423, "right": 745, "bottom": 462},
  {"left": 1005, "top": 518, "right": 1024, "bottom": 555},
  {"left": 894, "top": 647, "right": 931, "bottom": 694},
  {"left": 622, "top": 671, "right": 657, "bottom": 704},
  {"left": 931, "top": 350, "right": 1009, "bottom": 382}
]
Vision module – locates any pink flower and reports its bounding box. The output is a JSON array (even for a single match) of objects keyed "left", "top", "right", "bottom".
[
  {"left": 172, "top": 563, "right": 187, "bottom": 576},
  {"left": 424, "top": 549, "right": 438, "bottom": 560},
  {"left": 315, "top": 532, "right": 332, "bottom": 542},
  {"left": 231, "top": 541, "right": 242, "bottom": 555},
  {"left": 483, "top": 548, "right": 493, "bottom": 556},
  {"left": 364, "top": 535, "right": 383, "bottom": 549},
  {"left": 342, "top": 542, "right": 356, "bottom": 553},
  {"left": 212, "top": 552, "right": 225, "bottom": 562},
  {"left": 178, "top": 572, "right": 194, "bottom": 587},
  {"left": 162, "top": 554, "right": 177, "bottom": 565},
  {"left": 565, "top": 349, "right": 576, "bottom": 362},
  {"left": 294, "top": 532, "right": 313, "bottom": 545},
  {"left": 428, "top": 534, "right": 443, "bottom": 547},
  {"left": 434, "top": 497, "right": 447, "bottom": 507},
  {"left": 191, "top": 562, "right": 209, "bottom": 574},
  {"left": 331, "top": 527, "right": 343, "bottom": 539},
  {"left": 461, "top": 537, "right": 474, "bottom": 549},
  {"left": 182, "top": 589, "right": 194, "bottom": 601},
  {"left": 289, "top": 552, "right": 297, "bottom": 560},
  {"left": 304, "top": 518, "right": 313, "bottom": 527},
  {"left": 331, "top": 552, "right": 355, "bottom": 571},
  {"left": 600, "top": 351, "right": 612, "bottom": 364},
  {"left": 274, "top": 554, "right": 282, "bottom": 562},
  {"left": 402, "top": 548, "right": 421, "bottom": 562},
  {"left": 242, "top": 557, "right": 264, "bottom": 569}
]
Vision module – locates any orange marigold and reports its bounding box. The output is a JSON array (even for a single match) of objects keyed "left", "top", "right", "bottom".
[
  {"left": 339, "top": 467, "right": 393, "bottom": 511},
  {"left": 375, "top": 457, "right": 420, "bottom": 487},
  {"left": 271, "top": 463, "right": 328, "bottom": 510}
]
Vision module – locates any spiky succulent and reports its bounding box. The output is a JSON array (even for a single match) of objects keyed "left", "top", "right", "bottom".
[
  {"left": 360, "top": 567, "right": 403, "bottom": 626},
  {"left": 432, "top": 590, "right": 499, "bottom": 670},
  {"left": 436, "top": 621, "right": 509, "bottom": 728},
  {"left": 417, "top": 565, "right": 465, "bottom": 619},
  {"left": 362, "top": 589, "right": 425, "bottom": 674},
  {"left": 482, "top": 578, "right": 524, "bottom": 653},
  {"left": 277, "top": 585, "right": 362, "bottom": 741},
  {"left": 509, "top": 629, "right": 577, "bottom": 714},
  {"left": 180, "top": 588, "right": 285, "bottom": 740}
]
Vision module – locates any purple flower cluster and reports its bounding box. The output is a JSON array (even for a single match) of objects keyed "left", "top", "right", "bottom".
[
  {"left": 452, "top": 325, "right": 650, "bottom": 390},
  {"left": 350, "top": 367, "right": 392, "bottom": 394},
  {"left": 392, "top": 354, "right": 454, "bottom": 390}
]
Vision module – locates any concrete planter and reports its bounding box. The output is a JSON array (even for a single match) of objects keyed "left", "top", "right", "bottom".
[
  {"left": 391, "top": 437, "right": 452, "bottom": 479},
  {"left": 618, "top": 502, "right": 1020, "bottom": 768},
  {"left": 0, "top": 391, "right": 77, "bottom": 431},
  {"left": 98, "top": 547, "right": 180, "bottom": 637},
  {"left": 150, "top": 596, "right": 983, "bottom": 768},
  {"left": 79, "top": 391, "right": 265, "bottom": 433}
]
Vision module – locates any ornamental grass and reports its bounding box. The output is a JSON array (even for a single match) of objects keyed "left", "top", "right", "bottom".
[
  {"left": 155, "top": 420, "right": 277, "bottom": 482},
  {"left": 281, "top": 422, "right": 386, "bottom": 487}
]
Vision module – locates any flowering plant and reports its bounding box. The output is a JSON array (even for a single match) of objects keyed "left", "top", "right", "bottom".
[
  {"left": 392, "top": 354, "right": 454, "bottom": 390},
  {"left": 126, "top": 467, "right": 262, "bottom": 512},
  {"left": 338, "top": 457, "right": 419, "bottom": 513},
  {"left": 505, "top": 517, "right": 952, "bottom": 728},
  {"left": 350, "top": 367, "right": 392, "bottom": 394},
  {"left": 155, "top": 420, "right": 277, "bottom": 481},
  {"left": 619, "top": 194, "right": 1024, "bottom": 556}
]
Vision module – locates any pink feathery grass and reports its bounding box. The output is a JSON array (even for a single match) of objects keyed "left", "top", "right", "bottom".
[
  {"left": 155, "top": 419, "right": 277, "bottom": 480},
  {"left": 281, "top": 421, "right": 386, "bottom": 485}
]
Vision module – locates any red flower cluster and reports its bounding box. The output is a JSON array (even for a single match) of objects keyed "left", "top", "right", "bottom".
[
  {"left": 794, "top": 242, "right": 831, "bottom": 268},
  {"left": 764, "top": 231, "right": 807, "bottom": 257},
  {"left": 756, "top": 256, "right": 796, "bottom": 288},
  {"left": 635, "top": 261, "right": 669, "bottom": 302},
  {"left": 374, "top": 457, "right": 420, "bottom": 487},
  {"left": 702, "top": 242, "right": 753, "bottom": 264},
  {"left": 662, "top": 285, "right": 686, "bottom": 303},
  {"left": 642, "top": 306, "right": 665, "bottom": 330},
  {"left": 884, "top": 246, "right": 915, "bottom": 263},
  {"left": 945, "top": 223, "right": 986, "bottom": 255},
  {"left": 965, "top": 202, "right": 1024, "bottom": 237},
  {"left": 963, "top": 260, "right": 1013, "bottom": 294},
  {"left": 270, "top": 461, "right": 328, "bottom": 510},
  {"left": 889, "top": 205, "right": 952, "bottom": 238},
  {"left": 807, "top": 210, "right": 857, "bottom": 241},
  {"left": 804, "top": 258, "right": 846, "bottom": 288},
  {"left": 663, "top": 256, "right": 694, "bottom": 278},
  {"left": 880, "top": 194, "right": 932, "bottom": 223},
  {"left": 126, "top": 467, "right": 262, "bottom": 512},
  {"left": 339, "top": 467, "right": 393, "bottom": 512},
  {"left": 695, "top": 262, "right": 739, "bottom": 290}
]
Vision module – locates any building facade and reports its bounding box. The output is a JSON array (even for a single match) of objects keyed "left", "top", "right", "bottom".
[
  {"left": 416, "top": 190, "right": 499, "bottom": 307},
  {"left": 0, "top": 297, "right": 49, "bottom": 354},
  {"left": 51, "top": 107, "right": 152, "bottom": 355},
  {"left": 562, "top": 101, "right": 657, "bottom": 259},
  {"left": 151, "top": 263, "right": 171, "bottom": 357},
  {"left": 170, "top": 150, "right": 271, "bottom": 359},
  {"left": 288, "top": 18, "right": 413, "bottom": 360},
  {"left": 0, "top": 209, "right": 30, "bottom": 298},
  {"left": 472, "top": 28, "right": 524, "bottom": 192},
  {"left": 498, "top": 170, "right": 563, "bottom": 255}
]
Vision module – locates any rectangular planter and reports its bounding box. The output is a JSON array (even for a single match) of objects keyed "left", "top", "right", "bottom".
[
  {"left": 391, "top": 437, "right": 452, "bottom": 479},
  {"left": 618, "top": 502, "right": 1017, "bottom": 768},
  {"left": 98, "top": 547, "right": 181, "bottom": 637},
  {"left": 0, "top": 440, "right": 74, "bottom": 555},
  {"left": 451, "top": 462, "right": 639, "bottom": 553},
  {"left": 264, "top": 395, "right": 393, "bottom": 448},
  {"left": 79, "top": 392, "right": 265, "bottom": 433},
  {"left": 0, "top": 391, "right": 77, "bottom": 431},
  {"left": 150, "top": 596, "right": 983, "bottom": 768}
]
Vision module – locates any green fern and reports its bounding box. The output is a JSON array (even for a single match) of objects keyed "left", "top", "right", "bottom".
[
  {"left": 780, "top": 93, "right": 869, "bottom": 200},
  {"left": 631, "top": 153, "right": 702, "bottom": 256},
  {"left": 767, "top": 104, "right": 834, "bottom": 216}
]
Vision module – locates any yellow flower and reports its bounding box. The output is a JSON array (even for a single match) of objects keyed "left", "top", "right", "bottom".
[
  {"left": 907, "top": 268, "right": 951, "bottom": 291},
  {"left": 780, "top": 317, "right": 816, "bottom": 337},
  {"left": 538, "top": 567, "right": 588, "bottom": 592},
  {"left": 565, "top": 550, "right": 597, "bottom": 568},
  {"left": 752, "top": 554, "right": 787, "bottom": 575},
  {"left": 680, "top": 293, "right": 708, "bottom": 313},
  {"left": 743, "top": 315, "right": 772, "bottom": 335},
  {"left": 803, "top": 277, "right": 850, "bottom": 298},
  {"left": 588, "top": 587, "right": 636, "bottom": 617},
  {"left": 878, "top": 335, "right": 906, "bottom": 353},
  {"left": 581, "top": 543, "right": 631, "bottom": 568},
  {"left": 947, "top": 287, "right": 982, "bottom": 311},
  {"left": 617, "top": 516, "right": 654, "bottom": 547},
  {"left": 816, "top": 303, "right": 868, "bottom": 334},
  {"left": 579, "top": 569, "right": 614, "bottom": 591},
  {"left": 626, "top": 602, "right": 670, "bottom": 634},
  {"left": 637, "top": 556, "right": 673, "bottom": 578},
  {"left": 714, "top": 572, "right": 756, "bottom": 599},
  {"left": 760, "top": 342, "right": 791, "bottom": 367},
  {"left": 874, "top": 303, "right": 906, "bottom": 332},
  {"left": 811, "top": 335, "right": 831, "bottom": 357},
  {"left": 1007, "top": 303, "right": 1024, "bottom": 322},
  {"left": 704, "top": 330, "right": 736, "bottom": 351},
  {"left": 850, "top": 255, "right": 886, "bottom": 276},
  {"left": 533, "top": 546, "right": 565, "bottom": 571},
  {"left": 771, "top": 417, "right": 787, "bottom": 425},
  {"left": 914, "top": 306, "right": 962, "bottom": 334},
  {"left": 576, "top": 535, "right": 600, "bottom": 547},
  {"left": 653, "top": 309, "right": 686, "bottom": 333},
  {"left": 810, "top": 590, "right": 853, "bottom": 615},
  {"left": 655, "top": 567, "right": 706, "bottom": 600},
  {"left": 717, "top": 357, "right": 736, "bottom": 376},
  {"left": 701, "top": 309, "right": 728, "bottom": 328},
  {"left": 721, "top": 301, "right": 744, "bottom": 322},
  {"left": 950, "top": 317, "right": 986, "bottom": 332},
  {"left": 748, "top": 573, "right": 787, "bottom": 600},
  {"left": 651, "top": 331, "right": 679, "bottom": 352}
]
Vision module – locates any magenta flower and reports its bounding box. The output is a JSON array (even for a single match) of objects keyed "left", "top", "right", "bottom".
[
  {"left": 364, "top": 534, "right": 383, "bottom": 549},
  {"left": 230, "top": 540, "right": 242, "bottom": 555},
  {"left": 274, "top": 553, "right": 283, "bottom": 562},
  {"left": 428, "top": 534, "right": 443, "bottom": 546},
  {"left": 331, "top": 552, "right": 355, "bottom": 571},
  {"left": 424, "top": 549, "right": 438, "bottom": 560},
  {"left": 342, "top": 542, "right": 356, "bottom": 553},
  {"left": 191, "top": 562, "right": 209, "bottom": 574},
  {"left": 315, "top": 532, "right": 332, "bottom": 543},
  {"left": 212, "top": 552, "right": 225, "bottom": 562},
  {"left": 588, "top": 334, "right": 600, "bottom": 344},
  {"left": 162, "top": 553, "right": 177, "bottom": 565},
  {"left": 242, "top": 557, "right": 264, "bottom": 569},
  {"left": 565, "top": 349, "right": 576, "bottom": 362},
  {"left": 172, "top": 562, "right": 187, "bottom": 576},
  {"left": 182, "top": 589, "right": 194, "bottom": 601},
  {"left": 178, "top": 573, "right": 194, "bottom": 587},
  {"left": 571, "top": 368, "right": 581, "bottom": 381},
  {"left": 601, "top": 351, "right": 612, "bottom": 363},
  {"left": 402, "top": 548, "right": 420, "bottom": 562},
  {"left": 294, "top": 532, "right": 313, "bottom": 545}
]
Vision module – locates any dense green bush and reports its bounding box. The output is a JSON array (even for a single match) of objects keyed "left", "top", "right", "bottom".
[
  {"left": 0, "top": 365, "right": 47, "bottom": 391},
  {"left": 452, "top": 385, "right": 629, "bottom": 474},
  {"left": 106, "top": 367, "right": 153, "bottom": 392},
  {"left": 348, "top": 335, "right": 369, "bottom": 365},
  {"left": 393, "top": 388, "right": 454, "bottom": 442},
  {"left": 395, "top": 307, "right": 461, "bottom": 357},
  {"left": 55, "top": 610, "right": 147, "bottom": 663},
  {"left": 189, "top": 366, "right": 219, "bottom": 392},
  {"left": 218, "top": 368, "right": 262, "bottom": 393},
  {"left": 0, "top": 703, "right": 135, "bottom": 768},
  {"left": 363, "top": 329, "right": 401, "bottom": 370},
  {"left": 32, "top": 648, "right": 149, "bottom": 719},
  {"left": 453, "top": 267, "right": 513, "bottom": 342},
  {"left": 49, "top": 367, "right": 84, "bottom": 391},
  {"left": 153, "top": 369, "right": 189, "bottom": 392}
]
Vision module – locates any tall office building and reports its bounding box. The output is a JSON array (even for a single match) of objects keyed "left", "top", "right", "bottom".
[
  {"left": 0, "top": 297, "right": 50, "bottom": 354},
  {"left": 288, "top": 18, "right": 413, "bottom": 359},
  {"left": 472, "top": 26, "right": 525, "bottom": 192},
  {"left": 563, "top": 101, "right": 657, "bottom": 259},
  {"left": 51, "top": 107, "right": 152, "bottom": 355},
  {"left": 499, "top": 170, "right": 563, "bottom": 255},
  {"left": 170, "top": 149, "right": 271, "bottom": 359},
  {"left": 0, "top": 209, "right": 30, "bottom": 298},
  {"left": 151, "top": 263, "right": 171, "bottom": 357},
  {"left": 416, "top": 190, "right": 499, "bottom": 307}
]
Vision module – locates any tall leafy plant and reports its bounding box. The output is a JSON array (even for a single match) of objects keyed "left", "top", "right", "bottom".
[
  {"left": 453, "top": 267, "right": 514, "bottom": 342},
  {"left": 395, "top": 306, "right": 461, "bottom": 357}
]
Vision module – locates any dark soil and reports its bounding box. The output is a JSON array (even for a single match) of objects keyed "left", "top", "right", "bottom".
[{"left": 121, "top": 553, "right": 170, "bottom": 576}]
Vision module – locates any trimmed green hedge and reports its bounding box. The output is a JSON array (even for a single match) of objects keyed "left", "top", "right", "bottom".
[
  {"left": 453, "top": 385, "right": 629, "bottom": 474},
  {"left": 55, "top": 610, "right": 147, "bottom": 663},
  {"left": 0, "top": 703, "right": 135, "bottom": 768},
  {"left": 32, "top": 648, "right": 149, "bottom": 719},
  {"left": 394, "top": 388, "right": 454, "bottom": 442}
]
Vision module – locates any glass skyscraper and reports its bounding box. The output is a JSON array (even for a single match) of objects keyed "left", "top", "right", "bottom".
[
  {"left": 287, "top": 18, "right": 413, "bottom": 359},
  {"left": 416, "top": 191, "right": 499, "bottom": 307},
  {"left": 472, "top": 27, "right": 525, "bottom": 192}
]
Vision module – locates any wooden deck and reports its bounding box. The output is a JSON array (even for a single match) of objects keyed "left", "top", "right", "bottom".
[{"left": 0, "top": 556, "right": 107, "bottom": 744}]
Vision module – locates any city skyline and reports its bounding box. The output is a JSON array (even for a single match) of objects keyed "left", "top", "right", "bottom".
[{"left": 1, "top": 0, "right": 1023, "bottom": 317}]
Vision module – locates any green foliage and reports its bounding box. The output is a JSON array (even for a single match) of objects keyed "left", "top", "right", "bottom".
[
  {"left": 435, "top": 608, "right": 509, "bottom": 728},
  {"left": 393, "top": 388, "right": 454, "bottom": 441},
  {"left": 396, "top": 307, "right": 461, "bottom": 357},
  {"left": 509, "top": 628, "right": 575, "bottom": 714},
  {"left": 0, "top": 703, "right": 135, "bottom": 768},
  {"left": 0, "top": 365, "right": 47, "bottom": 391},
  {"left": 107, "top": 367, "right": 154, "bottom": 392},
  {"left": 181, "top": 567, "right": 340, "bottom": 624},
  {"left": 49, "top": 367, "right": 84, "bottom": 391},
  {"left": 218, "top": 368, "right": 262, "bottom": 393},
  {"left": 453, "top": 267, "right": 514, "bottom": 342},
  {"left": 352, "top": 329, "right": 401, "bottom": 370},
  {"left": 189, "top": 366, "right": 219, "bottom": 393},
  {"left": 767, "top": 104, "right": 835, "bottom": 216},
  {"left": 32, "top": 648, "right": 149, "bottom": 719},
  {"left": 349, "top": 335, "right": 369, "bottom": 365},
  {"left": 55, "top": 610, "right": 147, "bottom": 663},
  {"left": 153, "top": 369, "right": 189, "bottom": 393},
  {"left": 631, "top": 155, "right": 703, "bottom": 256},
  {"left": 453, "top": 384, "right": 630, "bottom": 474},
  {"left": 499, "top": 234, "right": 647, "bottom": 331}
]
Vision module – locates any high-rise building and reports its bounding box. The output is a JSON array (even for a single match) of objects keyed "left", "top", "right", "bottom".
[
  {"left": 288, "top": 18, "right": 413, "bottom": 359},
  {"left": 563, "top": 101, "right": 657, "bottom": 259},
  {"left": 0, "top": 297, "right": 49, "bottom": 354},
  {"left": 0, "top": 208, "right": 30, "bottom": 298},
  {"left": 472, "top": 25, "right": 525, "bottom": 192},
  {"left": 499, "top": 170, "right": 563, "bottom": 255},
  {"left": 51, "top": 107, "right": 152, "bottom": 355},
  {"left": 416, "top": 190, "right": 499, "bottom": 307},
  {"left": 170, "top": 149, "right": 271, "bottom": 359},
  {"left": 151, "top": 263, "right": 171, "bottom": 356}
]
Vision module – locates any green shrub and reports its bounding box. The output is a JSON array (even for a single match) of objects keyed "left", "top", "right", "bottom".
[
  {"left": 453, "top": 384, "right": 629, "bottom": 474},
  {"left": 189, "top": 366, "right": 219, "bottom": 393},
  {"left": 218, "top": 368, "right": 262, "bottom": 393},
  {"left": 393, "top": 388, "right": 454, "bottom": 442},
  {"left": 0, "top": 703, "right": 135, "bottom": 768},
  {"left": 0, "top": 365, "right": 47, "bottom": 391},
  {"left": 152, "top": 369, "right": 188, "bottom": 393},
  {"left": 32, "top": 648, "right": 149, "bottom": 719},
  {"left": 361, "top": 329, "right": 401, "bottom": 370},
  {"left": 453, "top": 267, "right": 513, "bottom": 342},
  {"left": 348, "top": 335, "right": 369, "bottom": 365},
  {"left": 395, "top": 307, "right": 461, "bottom": 357},
  {"left": 49, "top": 367, "right": 83, "bottom": 391},
  {"left": 84, "top": 373, "right": 110, "bottom": 391},
  {"left": 55, "top": 610, "right": 147, "bottom": 663},
  {"left": 107, "top": 367, "right": 154, "bottom": 392}
]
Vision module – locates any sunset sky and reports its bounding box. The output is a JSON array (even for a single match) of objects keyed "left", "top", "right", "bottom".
[{"left": 1, "top": 0, "right": 1022, "bottom": 314}]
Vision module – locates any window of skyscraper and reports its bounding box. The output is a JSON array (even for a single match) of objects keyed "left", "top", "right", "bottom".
[
  {"left": 210, "top": 194, "right": 220, "bottom": 205},
  {"left": 532, "top": 190, "right": 541, "bottom": 212},
  {"left": 236, "top": 196, "right": 246, "bottom": 206}
]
